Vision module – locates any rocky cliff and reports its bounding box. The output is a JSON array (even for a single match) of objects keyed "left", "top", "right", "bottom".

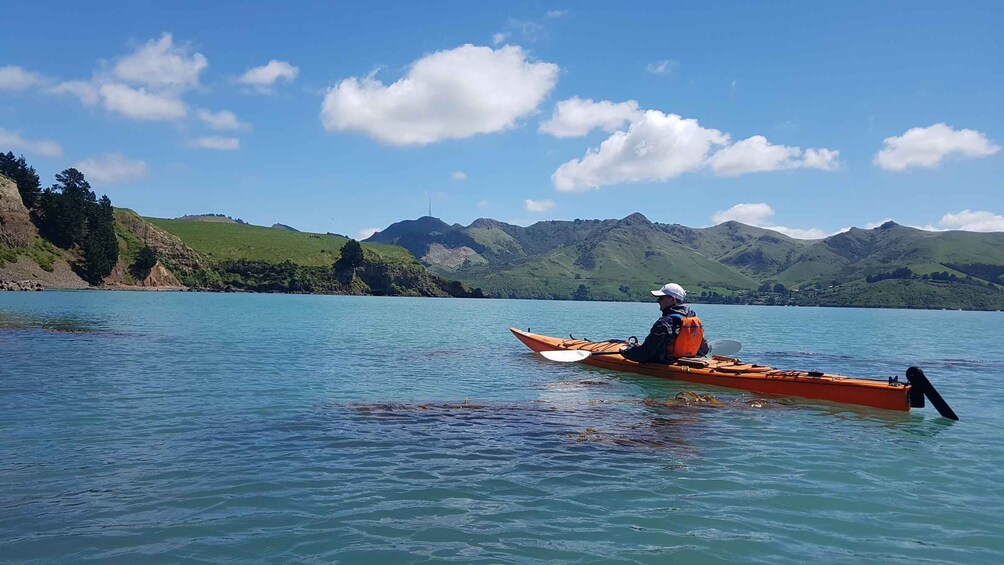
[
  {"left": 113, "top": 208, "right": 208, "bottom": 272},
  {"left": 0, "top": 173, "right": 36, "bottom": 248}
]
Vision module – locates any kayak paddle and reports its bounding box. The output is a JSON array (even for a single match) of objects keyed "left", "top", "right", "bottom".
[{"left": 539, "top": 339, "right": 742, "bottom": 363}]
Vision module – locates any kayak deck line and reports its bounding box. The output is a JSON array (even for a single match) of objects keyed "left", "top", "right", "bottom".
[{"left": 510, "top": 328, "right": 957, "bottom": 418}]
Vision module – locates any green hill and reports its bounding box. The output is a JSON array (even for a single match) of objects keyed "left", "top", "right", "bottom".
[
  {"left": 367, "top": 213, "right": 1004, "bottom": 309},
  {"left": 139, "top": 217, "right": 481, "bottom": 297},
  {"left": 147, "top": 217, "right": 413, "bottom": 266}
]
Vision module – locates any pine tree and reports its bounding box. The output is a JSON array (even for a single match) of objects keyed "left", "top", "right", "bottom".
[
  {"left": 0, "top": 152, "right": 41, "bottom": 210},
  {"left": 81, "top": 195, "right": 118, "bottom": 284}
]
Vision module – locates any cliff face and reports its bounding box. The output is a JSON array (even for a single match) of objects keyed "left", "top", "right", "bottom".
[
  {"left": 0, "top": 173, "right": 36, "bottom": 248},
  {"left": 113, "top": 208, "right": 208, "bottom": 271}
]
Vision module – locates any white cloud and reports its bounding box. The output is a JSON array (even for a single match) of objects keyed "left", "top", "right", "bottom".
[
  {"left": 864, "top": 218, "right": 896, "bottom": 229},
  {"left": 196, "top": 109, "right": 250, "bottom": 130},
  {"left": 0, "top": 66, "right": 42, "bottom": 90},
  {"left": 550, "top": 99, "right": 842, "bottom": 190},
  {"left": 49, "top": 81, "right": 101, "bottom": 105},
  {"left": 0, "top": 128, "right": 63, "bottom": 158},
  {"left": 539, "top": 97, "right": 641, "bottom": 138},
  {"left": 552, "top": 110, "right": 729, "bottom": 192},
  {"left": 767, "top": 225, "right": 829, "bottom": 239},
  {"left": 477, "top": 200, "right": 490, "bottom": 209},
  {"left": 935, "top": 210, "right": 1004, "bottom": 232},
  {"left": 497, "top": 18, "right": 546, "bottom": 44},
  {"left": 709, "top": 135, "right": 839, "bottom": 177},
  {"left": 874, "top": 123, "right": 1000, "bottom": 171},
  {"left": 492, "top": 33, "right": 508, "bottom": 46},
  {"left": 801, "top": 148, "right": 841, "bottom": 171},
  {"left": 45, "top": 34, "right": 206, "bottom": 123},
  {"left": 74, "top": 152, "right": 147, "bottom": 184},
  {"left": 712, "top": 202, "right": 774, "bottom": 225},
  {"left": 451, "top": 171, "right": 467, "bottom": 181},
  {"left": 645, "top": 60, "right": 678, "bottom": 75},
  {"left": 113, "top": 33, "right": 207, "bottom": 90},
  {"left": 712, "top": 203, "right": 828, "bottom": 239},
  {"left": 188, "top": 136, "right": 240, "bottom": 150},
  {"left": 507, "top": 218, "right": 534, "bottom": 227},
  {"left": 357, "top": 227, "right": 380, "bottom": 240},
  {"left": 99, "top": 83, "right": 187, "bottom": 121},
  {"left": 239, "top": 60, "right": 299, "bottom": 93},
  {"left": 320, "top": 44, "right": 559, "bottom": 145},
  {"left": 525, "top": 198, "right": 555, "bottom": 212},
  {"left": 546, "top": 10, "right": 569, "bottom": 18}
]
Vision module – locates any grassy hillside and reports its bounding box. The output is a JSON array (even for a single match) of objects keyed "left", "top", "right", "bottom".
[
  {"left": 147, "top": 218, "right": 413, "bottom": 266},
  {"left": 806, "top": 279, "right": 1004, "bottom": 310},
  {"left": 772, "top": 223, "right": 1004, "bottom": 287},
  {"left": 445, "top": 215, "right": 758, "bottom": 301},
  {"left": 370, "top": 213, "right": 1004, "bottom": 309}
]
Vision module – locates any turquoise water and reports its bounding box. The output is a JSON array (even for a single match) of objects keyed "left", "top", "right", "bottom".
[{"left": 2, "top": 292, "right": 1003, "bottom": 563}]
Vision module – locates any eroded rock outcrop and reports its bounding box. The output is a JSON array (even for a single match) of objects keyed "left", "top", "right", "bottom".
[
  {"left": 140, "top": 261, "right": 183, "bottom": 287},
  {"left": 0, "top": 173, "right": 36, "bottom": 248},
  {"left": 114, "top": 209, "right": 208, "bottom": 271}
]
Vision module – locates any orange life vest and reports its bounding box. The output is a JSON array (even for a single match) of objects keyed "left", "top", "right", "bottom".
[{"left": 666, "top": 314, "right": 704, "bottom": 358}]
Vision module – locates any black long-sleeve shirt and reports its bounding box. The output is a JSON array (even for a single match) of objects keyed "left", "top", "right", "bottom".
[{"left": 622, "top": 303, "right": 708, "bottom": 363}]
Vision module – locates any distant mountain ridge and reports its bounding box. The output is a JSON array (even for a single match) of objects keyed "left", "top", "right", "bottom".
[{"left": 365, "top": 213, "right": 1004, "bottom": 309}]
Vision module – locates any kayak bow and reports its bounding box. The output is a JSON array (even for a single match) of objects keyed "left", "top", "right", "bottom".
[{"left": 511, "top": 328, "right": 957, "bottom": 419}]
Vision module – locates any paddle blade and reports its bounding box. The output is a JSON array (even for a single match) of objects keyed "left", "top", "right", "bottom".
[
  {"left": 708, "top": 339, "right": 742, "bottom": 357},
  {"left": 539, "top": 350, "right": 592, "bottom": 362}
]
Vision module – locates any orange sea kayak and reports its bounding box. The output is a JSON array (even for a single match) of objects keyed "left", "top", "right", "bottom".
[{"left": 510, "top": 328, "right": 958, "bottom": 419}]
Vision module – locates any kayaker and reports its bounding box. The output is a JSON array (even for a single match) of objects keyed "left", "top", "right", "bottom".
[{"left": 622, "top": 282, "right": 709, "bottom": 363}]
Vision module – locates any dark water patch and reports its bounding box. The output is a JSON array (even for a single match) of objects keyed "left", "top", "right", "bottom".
[{"left": 337, "top": 396, "right": 783, "bottom": 453}]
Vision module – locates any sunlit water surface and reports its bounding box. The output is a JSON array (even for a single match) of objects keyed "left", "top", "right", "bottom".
[{"left": 2, "top": 292, "right": 1002, "bottom": 563}]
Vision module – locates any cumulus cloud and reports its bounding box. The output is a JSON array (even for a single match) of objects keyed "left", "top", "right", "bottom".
[
  {"left": 525, "top": 198, "right": 555, "bottom": 212},
  {"left": 874, "top": 123, "right": 1000, "bottom": 171},
  {"left": 552, "top": 110, "right": 729, "bottom": 191},
  {"left": 0, "top": 66, "right": 42, "bottom": 90},
  {"left": 99, "top": 83, "right": 187, "bottom": 121},
  {"left": 550, "top": 99, "right": 841, "bottom": 190},
  {"left": 451, "top": 171, "right": 467, "bottom": 181},
  {"left": 48, "top": 81, "right": 100, "bottom": 105},
  {"left": 935, "top": 210, "right": 1004, "bottom": 232},
  {"left": 709, "top": 135, "right": 840, "bottom": 177},
  {"left": 712, "top": 203, "right": 829, "bottom": 239},
  {"left": 113, "top": 33, "right": 207, "bottom": 90},
  {"left": 74, "top": 152, "right": 147, "bottom": 184},
  {"left": 711, "top": 202, "right": 774, "bottom": 225},
  {"left": 492, "top": 33, "right": 508, "bottom": 46},
  {"left": 44, "top": 34, "right": 207, "bottom": 123},
  {"left": 196, "top": 109, "right": 250, "bottom": 130},
  {"left": 645, "top": 60, "right": 678, "bottom": 75},
  {"left": 239, "top": 60, "right": 299, "bottom": 93},
  {"left": 188, "top": 136, "right": 240, "bottom": 150},
  {"left": 357, "top": 227, "right": 380, "bottom": 240},
  {"left": 0, "top": 128, "right": 63, "bottom": 157},
  {"left": 539, "top": 97, "right": 641, "bottom": 138},
  {"left": 320, "top": 44, "right": 559, "bottom": 145},
  {"left": 801, "top": 148, "right": 841, "bottom": 170}
]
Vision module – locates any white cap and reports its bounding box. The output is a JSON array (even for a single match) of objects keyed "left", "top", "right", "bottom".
[{"left": 651, "top": 282, "right": 686, "bottom": 302}]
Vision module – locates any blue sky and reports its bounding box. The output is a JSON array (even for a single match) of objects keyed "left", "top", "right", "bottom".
[{"left": 1, "top": 1, "right": 1001, "bottom": 239}]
